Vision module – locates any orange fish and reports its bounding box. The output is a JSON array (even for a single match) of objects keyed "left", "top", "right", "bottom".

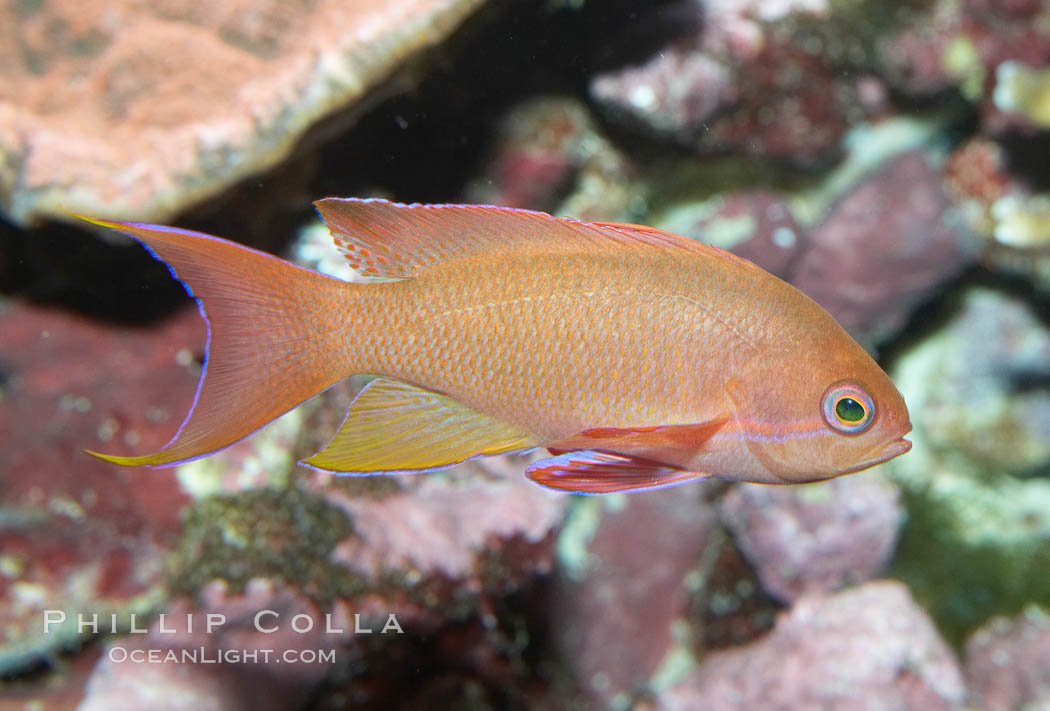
[{"left": 81, "top": 199, "right": 911, "bottom": 494}]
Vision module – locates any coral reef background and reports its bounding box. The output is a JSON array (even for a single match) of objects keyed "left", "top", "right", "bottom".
[{"left": 2, "top": 1, "right": 1050, "bottom": 709}]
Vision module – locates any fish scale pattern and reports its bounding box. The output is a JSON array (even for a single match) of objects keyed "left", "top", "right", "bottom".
[{"left": 345, "top": 249, "right": 750, "bottom": 443}]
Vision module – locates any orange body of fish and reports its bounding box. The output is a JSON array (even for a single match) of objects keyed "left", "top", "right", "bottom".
[{"left": 82, "top": 199, "right": 911, "bottom": 494}]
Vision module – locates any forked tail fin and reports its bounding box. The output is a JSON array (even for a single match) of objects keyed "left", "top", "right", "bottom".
[{"left": 80, "top": 218, "right": 352, "bottom": 467}]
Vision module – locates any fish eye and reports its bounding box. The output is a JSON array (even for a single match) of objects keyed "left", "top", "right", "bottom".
[{"left": 821, "top": 381, "right": 875, "bottom": 434}]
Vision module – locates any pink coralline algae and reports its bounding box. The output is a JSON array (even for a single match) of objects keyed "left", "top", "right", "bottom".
[
  {"left": 0, "top": 303, "right": 201, "bottom": 674},
  {"left": 70, "top": 448, "right": 567, "bottom": 708},
  {"left": 585, "top": 0, "right": 936, "bottom": 165},
  {"left": 675, "top": 190, "right": 806, "bottom": 280},
  {"left": 965, "top": 606, "right": 1050, "bottom": 711},
  {"left": 792, "top": 151, "right": 977, "bottom": 343},
  {"left": 550, "top": 486, "right": 723, "bottom": 707},
  {"left": 592, "top": 34, "right": 853, "bottom": 164},
  {"left": 466, "top": 97, "right": 638, "bottom": 223},
  {"left": 78, "top": 583, "right": 340, "bottom": 711},
  {"left": 879, "top": 0, "right": 1050, "bottom": 131},
  {"left": 287, "top": 377, "right": 568, "bottom": 591},
  {"left": 468, "top": 98, "right": 598, "bottom": 212},
  {"left": 660, "top": 581, "right": 966, "bottom": 711},
  {"left": 661, "top": 150, "right": 976, "bottom": 345},
  {"left": 721, "top": 474, "right": 903, "bottom": 604},
  {"left": 591, "top": 50, "right": 737, "bottom": 143},
  {"left": 315, "top": 457, "right": 567, "bottom": 585}
]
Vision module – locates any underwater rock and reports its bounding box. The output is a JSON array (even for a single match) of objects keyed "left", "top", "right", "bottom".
[
  {"left": 648, "top": 122, "right": 969, "bottom": 345},
  {"left": 658, "top": 190, "right": 806, "bottom": 280},
  {"left": 964, "top": 605, "right": 1050, "bottom": 711},
  {"left": 691, "top": 526, "right": 780, "bottom": 655},
  {"left": 721, "top": 196, "right": 805, "bottom": 280},
  {"left": 877, "top": 0, "right": 974, "bottom": 99},
  {"left": 314, "top": 454, "right": 566, "bottom": 588},
  {"left": 660, "top": 581, "right": 966, "bottom": 711},
  {"left": 792, "top": 151, "right": 976, "bottom": 343},
  {"left": 79, "top": 582, "right": 336, "bottom": 711},
  {"left": 80, "top": 458, "right": 567, "bottom": 708},
  {"left": 720, "top": 474, "right": 903, "bottom": 605},
  {"left": 466, "top": 97, "right": 639, "bottom": 222},
  {"left": 591, "top": 27, "right": 851, "bottom": 164},
  {"left": 590, "top": 48, "right": 737, "bottom": 147},
  {"left": 0, "top": 0, "right": 488, "bottom": 226},
  {"left": 887, "top": 287, "right": 1050, "bottom": 643},
  {"left": 943, "top": 138, "right": 1050, "bottom": 290},
  {"left": 588, "top": 0, "right": 967, "bottom": 165},
  {"left": 166, "top": 429, "right": 568, "bottom": 614},
  {"left": 895, "top": 287, "right": 1050, "bottom": 482},
  {"left": 878, "top": 0, "right": 1050, "bottom": 129},
  {"left": 293, "top": 221, "right": 360, "bottom": 282},
  {"left": 877, "top": 0, "right": 962, "bottom": 97},
  {"left": 550, "top": 484, "right": 729, "bottom": 708},
  {"left": 0, "top": 303, "right": 200, "bottom": 675}
]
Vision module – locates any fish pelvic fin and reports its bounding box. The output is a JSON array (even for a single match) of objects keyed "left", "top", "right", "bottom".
[
  {"left": 546, "top": 416, "right": 729, "bottom": 465},
  {"left": 80, "top": 217, "right": 353, "bottom": 467},
  {"left": 528, "top": 418, "right": 729, "bottom": 493},
  {"left": 525, "top": 451, "right": 707, "bottom": 495},
  {"left": 304, "top": 378, "right": 538, "bottom": 473}
]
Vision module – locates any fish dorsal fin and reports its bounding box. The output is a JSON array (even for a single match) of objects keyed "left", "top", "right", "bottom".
[
  {"left": 594, "top": 221, "right": 762, "bottom": 271},
  {"left": 304, "top": 378, "right": 538, "bottom": 473},
  {"left": 314, "top": 198, "right": 732, "bottom": 279},
  {"left": 525, "top": 451, "right": 707, "bottom": 494}
]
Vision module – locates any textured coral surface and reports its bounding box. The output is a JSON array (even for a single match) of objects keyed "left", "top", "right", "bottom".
[{"left": 0, "top": 0, "right": 486, "bottom": 226}]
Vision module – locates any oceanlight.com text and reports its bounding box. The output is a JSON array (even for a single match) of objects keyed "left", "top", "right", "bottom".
[{"left": 108, "top": 646, "right": 337, "bottom": 665}]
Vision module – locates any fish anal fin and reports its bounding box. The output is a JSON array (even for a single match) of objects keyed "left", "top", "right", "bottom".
[
  {"left": 525, "top": 451, "right": 707, "bottom": 494},
  {"left": 547, "top": 416, "right": 729, "bottom": 465},
  {"left": 304, "top": 378, "right": 538, "bottom": 473}
]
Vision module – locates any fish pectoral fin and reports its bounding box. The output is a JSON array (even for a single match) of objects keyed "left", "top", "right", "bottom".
[
  {"left": 525, "top": 451, "right": 707, "bottom": 494},
  {"left": 546, "top": 416, "right": 730, "bottom": 464},
  {"left": 304, "top": 378, "right": 538, "bottom": 473}
]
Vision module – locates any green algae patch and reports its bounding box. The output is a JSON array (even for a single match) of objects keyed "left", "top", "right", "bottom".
[
  {"left": 889, "top": 476, "right": 1050, "bottom": 646},
  {"left": 943, "top": 35, "right": 985, "bottom": 101},
  {"left": 887, "top": 287, "right": 1050, "bottom": 645},
  {"left": 169, "top": 485, "right": 366, "bottom": 606}
]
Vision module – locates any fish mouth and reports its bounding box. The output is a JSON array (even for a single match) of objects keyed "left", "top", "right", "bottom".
[
  {"left": 878, "top": 437, "right": 912, "bottom": 461},
  {"left": 873, "top": 420, "right": 913, "bottom": 464},
  {"left": 843, "top": 427, "right": 913, "bottom": 475}
]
